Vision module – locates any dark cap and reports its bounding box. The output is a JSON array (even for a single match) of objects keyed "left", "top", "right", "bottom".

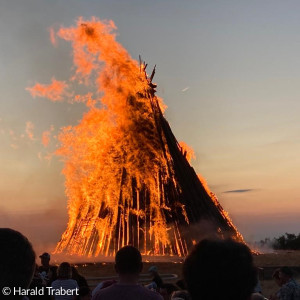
[{"left": 39, "top": 252, "right": 50, "bottom": 259}]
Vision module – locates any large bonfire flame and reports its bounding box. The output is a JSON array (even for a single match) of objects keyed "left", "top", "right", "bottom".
[{"left": 28, "top": 17, "right": 243, "bottom": 257}]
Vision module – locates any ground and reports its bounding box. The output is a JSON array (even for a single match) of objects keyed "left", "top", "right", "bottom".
[{"left": 72, "top": 250, "right": 300, "bottom": 298}]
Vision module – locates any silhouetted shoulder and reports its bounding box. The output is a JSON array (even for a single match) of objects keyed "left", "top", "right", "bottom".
[{"left": 93, "top": 283, "right": 163, "bottom": 300}]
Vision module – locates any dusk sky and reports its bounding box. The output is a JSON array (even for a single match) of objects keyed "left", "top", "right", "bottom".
[{"left": 0, "top": 0, "right": 299, "bottom": 252}]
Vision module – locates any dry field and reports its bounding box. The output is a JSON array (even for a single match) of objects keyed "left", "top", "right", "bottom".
[{"left": 74, "top": 251, "right": 300, "bottom": 298}]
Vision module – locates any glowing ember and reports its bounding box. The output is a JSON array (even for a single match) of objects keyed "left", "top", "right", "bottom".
[{"left": 27, "top": 17, "right": 244, "bottom": 257}]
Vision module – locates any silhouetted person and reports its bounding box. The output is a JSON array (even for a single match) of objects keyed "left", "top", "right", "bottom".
[
  {"left": 270, "top": 267, "right": 300, "bottom": 300},
  {"left": 76, "top": 286, "right": 91, "bottom": 300},
  {"left": 270, "top": 268, "right": 283, "bottom": 300},
  {"left": 47, "top": 266, "right": 58, "bottom": 286},
  {"left": 28, "top": 264, "right": 48, "bottom": 299},
  {"left": 92, "top": 246, "right": 163, "bottom": 300},
  {"left": 38, "top": 252, "right": 51, "bottom": 281},
  {"left": 159, "top": 283, "right": 178, "bottom": 300},
  {"left": 32, "top": 264, "right": 47, "bottom": 286},
  {"left": 51, "top": 262, "right": 79, "bottom": 300},
  {"left": 0, "top": 228, "right": 36, "bottom": 300},
  {"left": 273, "top": 268, "right": 283, "bottom": 287},
  {"left": 175, "top": 279, "right": 186, "bottom": 290},
  {"left": 92, "top": 279, "right": 117, "bottom": 297},
  {"left": 251, "top": 293, "right": 265, "bottom": 300},
  {"left": 148, "top": 266, "right": 163, "bottom": 290},
  {"left": 171, "top": 290, "right": 191, "bottom": 300},
  {"left": 183, "top": 239, "right": 257, "bottom": 300},
  {"left": 253, "top": 268, "right": 262, "bottom": 294},
  {"left": 71, "top": 267, "right": 88, "bottom": 288}
]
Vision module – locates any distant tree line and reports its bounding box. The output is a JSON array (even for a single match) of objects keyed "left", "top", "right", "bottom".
[{"left": 259, "top": 233, "right": 300, "bottom": 250}]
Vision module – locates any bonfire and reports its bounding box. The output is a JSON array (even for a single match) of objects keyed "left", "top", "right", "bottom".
[{"left": 27, "top": 17, "right": 243, "bottom": 257}]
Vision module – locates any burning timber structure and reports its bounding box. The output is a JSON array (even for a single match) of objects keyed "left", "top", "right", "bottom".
[
  {"left": 27, "top": 18, "right": 244, "bottom": 257},
  {"left": 55, "top": 64, "right": 243, "bottom": 257}
]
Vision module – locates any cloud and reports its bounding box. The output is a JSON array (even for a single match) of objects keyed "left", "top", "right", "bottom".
[
  {"left": 181, "top": 86, "right": 190, "bottom": 92},
  {"left": 223, "top": 189, "right": 255, "bottom": 194}
]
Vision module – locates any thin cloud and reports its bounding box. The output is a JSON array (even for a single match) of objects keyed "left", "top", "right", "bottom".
[{"left": 223, "top": 189, "right": 255, "bottom": 194}]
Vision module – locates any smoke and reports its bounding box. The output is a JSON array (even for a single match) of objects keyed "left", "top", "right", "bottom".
[
  {"left": 0, "top": 198, "right": 67, "bottom": 257},
  {"left": 180, "top": 219, "right": 239, "bottom": 247},
  {"left": 247, "top": 241, "right": 275, "bottom": 254}
]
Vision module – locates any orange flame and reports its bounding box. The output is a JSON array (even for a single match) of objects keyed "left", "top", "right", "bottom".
[
  {"left": 28, "top": 17, "right": 243, "bottom": 257},
  {"left": 27, "top": 78, "right": 68, "bottom": 102},
  {"left": 49, "top": 27, "right": 57, "bottom": 47},
  {"left": 42, "top": 126, "right": 54, "bottom": 147},
  {"left": 198, "top": 174, "right": 245, "bottom": 243},
  {"left": 179, "top": 141, "right": 195, "bottom": 163},
  {"left": 49, "top": 17, "right": 175, "bottom": 256},
  {"left": 25, "top": 121, "right": 34, "bottom": 141}
]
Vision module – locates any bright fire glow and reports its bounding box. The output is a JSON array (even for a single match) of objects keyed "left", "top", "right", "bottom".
[{"left": 27, "top": 17, "right": 243, "bottom": 257}]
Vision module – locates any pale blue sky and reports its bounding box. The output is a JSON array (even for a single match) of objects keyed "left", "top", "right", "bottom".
[{"left": 0, "top": 0, "right": 299, "bottom": 250}]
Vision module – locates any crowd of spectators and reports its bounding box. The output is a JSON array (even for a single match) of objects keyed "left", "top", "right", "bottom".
[{"left": 0, "top": 227, "right": 299, "bottom": 300}]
